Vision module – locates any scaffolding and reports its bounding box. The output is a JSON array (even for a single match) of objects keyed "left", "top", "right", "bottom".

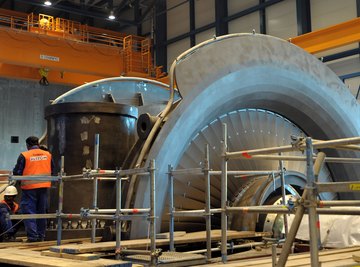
[
  {"left": 1, "top": 127, "right": 360, "bottom": 266},
  {"left": 5, "top": 133, "right": 158, "bottom": 266},
  {"left": 167, "top": 123, "right": 360, "bottom": 266}
]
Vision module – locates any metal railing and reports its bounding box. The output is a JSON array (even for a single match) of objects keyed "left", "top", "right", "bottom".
[
  {"left": 167, "top": 145, "right": 283, "bottom": 261},
  {"left": 220, "top": 123, "right": 360, "bottom": 266},
  {"left": 4, "top": 134, "right": 158, "bottom": 266},
  {"left": 167, "top": 123, "right": 360, "bottom": 266}
]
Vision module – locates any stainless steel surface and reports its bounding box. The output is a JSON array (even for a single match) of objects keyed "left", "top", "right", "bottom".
[
  {"left": 130, "top": 34, "right": 360, "bottom": 238},
  {"left": 52, "top": 77, "right": 180, "bottom": 116}
]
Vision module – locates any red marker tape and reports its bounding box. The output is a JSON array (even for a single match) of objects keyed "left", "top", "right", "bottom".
[{"left": 242, "top": 152, "right": 252, "bottom": 158}]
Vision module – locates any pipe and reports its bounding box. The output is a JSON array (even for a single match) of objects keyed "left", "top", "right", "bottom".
[
  {"left": 92, "top": 133, "right": 100, "bottom": 243},
  {"left": 10, "top": 213, "right": 57, "bottom": 219},
  {"left": 226, "top": 136, "right": 360, "bottom": 159},
  {"left": 125, "top": 53, "right": 177, "bottom": 210},
  {"left": 313, "top": 139, "right": 360, "bottom": 151},
  {"left": 316, "top": 208, "right": 360, "bottom": 215},
  {"left": 168, "top": 165, "right": 175, "bottom": 252},
  {"left": 89, "top": 168, "right": 149, "bottom": 177},
  {"left": 170, "top": 169, "right": 282, "bottom": 176},
  {"left": 60, "top": 214, "right": 145, "bottom": 220},
  {"left": 204, "top": 144, "right": 212, "bottom": 261},
  {"left": 185, "top": 241, "right": 265, "bottom": 254},
  {"left": 170, "top": 168, "right": 203, "bottom": 176},
  {"left": 318, "top": 200, "right": 360, "bottom": 207},
  {"left": 305, "top": 138, "right": 319, "bottom": 267},
  {"left": 276, "top": 190, "right": 307, "bottom": 267},
  {"left": 11, "top": 176, "right": 60, "bottom": 181},
  {"left": 115, "top": 169, "right": 122, "bottom": 260},
  {"left": 149, "top": 159, "right": 157, "bottom": 266},
  {"left": 211, "top": 170, "right": 282, "bottom": 175},
  {"left": 88, "top": 208, "right": 150, "bottom": 214},
  {"left": 226, "top": 206, "right": 290, "bottom": 214},
  {"left": 279, "top": 157, "right": 288, "bottom": 237},
  {"left": 57, "top": 156, "right": 65, "bottom": 246},
  {"left": 227, "top": 155, "right": 360, "bottom": 163},
  {"left": 221, "top": 123, "right": 228, "bottom": 263},
  {"left": 314, "top": 152, "right": 326, "bottom": 250},
  {"left": 272, "top": 244, "right": 277, "bottom": 267}
]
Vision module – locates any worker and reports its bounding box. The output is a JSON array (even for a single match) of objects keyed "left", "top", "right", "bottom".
[
  {"left": 13, "top": 136, "right": 54, "bottom": 242},
  {"left": 0, "top": 186, "right": 20, "bottom": 242},
  {"left": 39, "top": 68, "right": 49, "bottom": 86}
]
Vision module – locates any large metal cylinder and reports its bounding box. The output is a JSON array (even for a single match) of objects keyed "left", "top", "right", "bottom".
[
  {"left": 129, "top": 34, "right": 360, "bottom": 238},
  {"left": 45, "top": 102, "right": 138, "bottom": 213}
]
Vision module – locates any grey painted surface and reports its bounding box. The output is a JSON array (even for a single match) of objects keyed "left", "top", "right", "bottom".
[
  {"left": 131, "top": 34, "right": 360, "bottom": 238},
  {"left": 0, "top": 78, "right": 70, "bottom": 170}
]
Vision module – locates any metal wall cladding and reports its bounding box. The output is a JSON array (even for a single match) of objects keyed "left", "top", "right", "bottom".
[{"left": 45, "top": 102, "right": 138, "bottom": 213}]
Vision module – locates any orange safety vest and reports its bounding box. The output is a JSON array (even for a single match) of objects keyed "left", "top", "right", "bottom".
[
  {"left": 0, "top": 200, "right": 19, "bottom": 214},
  {"left": 21, "top": 148, "right": 52, "bottom": 190}
]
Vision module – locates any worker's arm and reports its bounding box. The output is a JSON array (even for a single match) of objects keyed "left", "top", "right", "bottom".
[{"left": 12, "top": 154, "right": 25, "bottom": 176}]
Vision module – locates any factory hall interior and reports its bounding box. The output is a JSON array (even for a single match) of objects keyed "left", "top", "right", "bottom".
[{"left": 0, "top": 0, "right": 360, "bottom": 266}]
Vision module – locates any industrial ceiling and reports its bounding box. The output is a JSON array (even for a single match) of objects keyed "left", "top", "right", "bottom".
[{"left": 0, "top": 0, "right": 156, "bottom": 32}]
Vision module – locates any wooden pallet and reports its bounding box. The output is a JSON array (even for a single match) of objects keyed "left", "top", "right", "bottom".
[{"left": 50, "top": 230, "right": 269, "bottom": 254}]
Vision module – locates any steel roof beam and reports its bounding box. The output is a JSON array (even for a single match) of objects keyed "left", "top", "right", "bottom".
[{"left": 296, "top": 0, "right": 311, "bottom": 35}]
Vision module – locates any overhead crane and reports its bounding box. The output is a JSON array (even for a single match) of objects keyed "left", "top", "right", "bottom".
[
  {"left": 0, "top": 8, "right": 165, "bottom": 86},
  {"left": 0, "top": 8, "right": 359, "bottom": 86}
]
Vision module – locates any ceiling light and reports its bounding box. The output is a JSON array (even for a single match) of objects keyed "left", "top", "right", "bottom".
[
  {"left": 44, "top": 1, "right": 52, "bottom": 6},
  {"left": 108, "top": 11, "right": 115, "bottom": 20}
]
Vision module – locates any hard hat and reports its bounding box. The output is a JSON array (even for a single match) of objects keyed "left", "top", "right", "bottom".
[{"left": 4, "top": 186, "right": 18, "bottom": 196}]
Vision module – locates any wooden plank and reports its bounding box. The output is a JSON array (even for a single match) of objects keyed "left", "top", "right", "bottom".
[
  {"left": 353, "top": 253, "right": 360, "bottom": 262},
  {"left": 156, "top": 231, "right": 186, "bottom": 239},
  {"left": 0, "top": 237, "right": 102, "bottom": 250},
  {"left": 0, "top": 248, "right": 131, "bottom": 267},
  {"left": 50, "top": 230, "right": 269, "bottom": 254},
  {"left": 41, "top": 250, "right": 100, "bottom": 261},
  {"left": 198, "top": 246, "right": 360, "bottom": 266}
]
